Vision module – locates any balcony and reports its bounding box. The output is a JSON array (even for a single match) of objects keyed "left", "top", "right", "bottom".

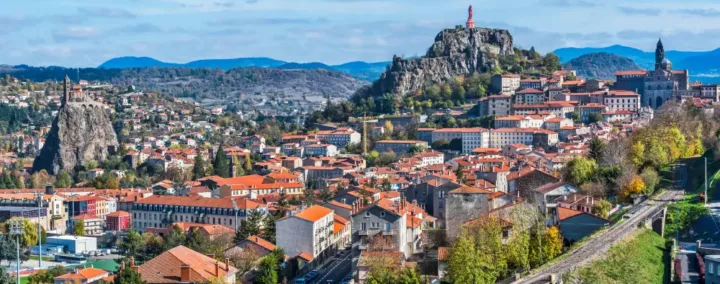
[{"left": 382, "top": 230, "right": 398, "bottom": 236}]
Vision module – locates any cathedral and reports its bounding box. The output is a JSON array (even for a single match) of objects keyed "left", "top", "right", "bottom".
[{"left": 614, "top": 39, "right": 689, "bottom": 108}]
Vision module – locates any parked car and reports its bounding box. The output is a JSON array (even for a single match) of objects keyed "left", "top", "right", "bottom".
[
  {"left": 306, "top": 271, "right": 319, "bottom": 280},
  {"left": 294, "top": 278, "right": 306, "bottom": 284}
]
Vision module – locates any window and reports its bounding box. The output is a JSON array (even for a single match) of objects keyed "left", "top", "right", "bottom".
[
  {"left": 381, "top": 212, "right": 385, "bottom": 217},
  {"left": 365, "top": 212, "right": 370, "bottom": 217}
]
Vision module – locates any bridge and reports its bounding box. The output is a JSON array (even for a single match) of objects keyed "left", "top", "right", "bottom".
[{"left": 513, "top": 189, "right": 685, "bottom": 284}]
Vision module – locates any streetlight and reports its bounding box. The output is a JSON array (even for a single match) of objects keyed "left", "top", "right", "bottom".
[
  {"left": 35, "top": 191, "right": 43, "bottom": 269},
  {"left": 9, "top": 218, "right": 24, "bottom": 284}
]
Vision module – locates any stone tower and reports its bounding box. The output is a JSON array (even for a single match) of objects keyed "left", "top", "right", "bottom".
[
  {"left": 655, "top": 38, "right": 665, "bottom": 70},
  {"left": 466, "top": 5, "right": 475, "bottom": 29}
]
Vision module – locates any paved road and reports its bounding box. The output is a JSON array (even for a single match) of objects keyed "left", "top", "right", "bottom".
[
  {"left": 311, "top": 249, "right": 352, "bottom": 284},
  {"left": 683, "top": 169, "right": 720, "bottom": 243},
  {"left": 513, "top": 189, "right": 685, "bottom": 284}
]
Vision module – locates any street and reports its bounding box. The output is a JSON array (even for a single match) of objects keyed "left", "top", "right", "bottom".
[
  {"left": 514, "top": 189, "right": 685, "bottom": 284},
  {"left": 311, "top": 249, "right": 352, "bottom": 284}
]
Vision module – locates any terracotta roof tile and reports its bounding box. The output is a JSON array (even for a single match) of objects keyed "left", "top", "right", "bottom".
[{"left": 294, "top": 205, "right": 333, "bottom": 222}]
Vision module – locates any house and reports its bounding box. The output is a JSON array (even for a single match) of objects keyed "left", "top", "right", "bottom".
[
  {"left": 532, "top": 182, "right": 578, "bottom": 216},
  {"left": 555, "top": 207, "right": 610, "bottom": 243},
  {"left": 106, "top": 211, "right": 131, "bottom": 231},
  {"left": 705, "top": 255, "right": 720, "bottom": 283},
  {"left": 225, "top": 235, "right": 278, "bottom": 259},
  {"left": 54, "top": 267, "right": 109, "bottom": 284},
  {"left": 374, "top": 140, "right": 429, "bottom": 154},
  {"left": 437, "top": 247, "right": 449, "bottom": 279},
  {"left": 137, "top": 245, "right": 238, "bottom": 283}
]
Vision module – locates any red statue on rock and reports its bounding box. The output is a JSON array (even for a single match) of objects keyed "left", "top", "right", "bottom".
[{"left": 466, "top": 5, "right": 475, "bottom": 29}]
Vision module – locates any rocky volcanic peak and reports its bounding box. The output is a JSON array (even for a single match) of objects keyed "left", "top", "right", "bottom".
[
  {"left": 362, "top": 27, "right": 514, "bottom": 98},
  {"left": 33, "top": 78, "right": 118, "bottom": 175}
]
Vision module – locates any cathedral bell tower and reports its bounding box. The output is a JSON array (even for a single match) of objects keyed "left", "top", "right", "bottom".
[{"left": 655, "top": 38, "right": 665, "bottom": 71}]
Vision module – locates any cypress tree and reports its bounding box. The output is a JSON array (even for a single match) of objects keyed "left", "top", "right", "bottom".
[{"left": 213, "top": 144, "right": 230, "bottom": 178}]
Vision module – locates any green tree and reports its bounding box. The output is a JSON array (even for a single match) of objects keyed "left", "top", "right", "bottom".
[
  {"left": 564, "top": 156, "right": 597, "bottom": 185},
  {"left": 213, "top": 144, "right": 230, "bottom": 178},
  {"left": 261, "top": 215, "right": 277, "bottom": 244},
  {"left": 446, "top": 232, "right": 483, "bottom": 283},
  {"left": 243, "top": 156, "right": 252, "bottom": 172},
  {"left": 593, "top": 200, "right": 613, "bottom": 218},
  {"left": 589, "top": 137, "right": 606, "bottom": 161},
  {"left": 164, "top": 225, "right": 187, "bottom": 250},
  {"left": 143, "top": 233, "right": 165, "bottom": 260},
  {"left": 29, "top": 265, "right": 67, "bottom": 284},
  {"left": 5, "top": 218, "right": 38, "bottom": 248},
  {"left": 588, "top": 112, "right": 603, "bottom": 123},
  {"left": 0, "top": 265, "right": 15, "bottom": 284},
  {"left": 55, "top": 170, "right": 73, "bottom": 188},
  {"left": 120, "top": 230, "right": 145, "bottom": 259},
  {"left": 542, "top": 52, "right": 561, "bottom": 72},
  {"left": 186, "top": 228, "right": 211, "bottom": 254},
  {"left": 114, "top": 263, "right": 146, "bottom": 284},
  {"left": 235, "top": 210, "right": 265, "bottom": 242},
  {"left": 256, "top": 256, "right": 279, "bottom": 284},
  {"left": 73, "top": 221, "right": 85, "bottom": 236},
  {"left": 193, "top": 152, "right": 206, "bottom": 180},
  {"left": 640, "top": 167, "right": 660, "bottom": 194},
  {"left": 103, "top": 177, "right": 120, "bottom": 190},
  {"left": 3, "top": 171, "right": 15, "bottom": 188}
]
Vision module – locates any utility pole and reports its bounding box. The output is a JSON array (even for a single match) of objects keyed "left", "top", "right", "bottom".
[
  {"left": 9, "top": 218, "right": 24, "bottom": 284},
  {"left": 36, "top": 191, "right": 42, "bottom": 269},
  {"left": 362, "top": 112, "right": 368, "bottom": 156},
  {"left": 705, "top": 157, "right": 709, "bottom": 205}
]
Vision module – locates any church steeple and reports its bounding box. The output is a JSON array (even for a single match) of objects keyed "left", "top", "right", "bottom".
[{"left": 655, "top": 38, "right": 665, "bottom": 70}]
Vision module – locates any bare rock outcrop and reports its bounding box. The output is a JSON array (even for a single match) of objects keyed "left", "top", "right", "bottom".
[
  {"left": 359, "top": 27, "right": 514, "bottom": 98},
  {"left": 33, "top": 77, "right": 118, "bottom": 175}
]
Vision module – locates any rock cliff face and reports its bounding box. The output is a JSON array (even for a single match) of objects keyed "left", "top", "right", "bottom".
[
  {"left": 33, "top": 78, "right": 118, "bottom": 175},
  {"left": 361, "top": 27, "right": 514, "bottom": 97}
]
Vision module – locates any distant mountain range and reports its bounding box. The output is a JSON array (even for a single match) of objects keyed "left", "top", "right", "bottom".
[
  {"left": 563, "top": 53, "right": 641, "bottom": 80},
  {"left": 553, "top": 45, "right": 720, "bottom": 80},
  {"left": 98, "top": 56, "right": 390, "bottom": 81}
]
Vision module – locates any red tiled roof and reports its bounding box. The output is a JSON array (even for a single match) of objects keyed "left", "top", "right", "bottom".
[{"left": 138, "top": 246, "right": 236, "bottom": 283}]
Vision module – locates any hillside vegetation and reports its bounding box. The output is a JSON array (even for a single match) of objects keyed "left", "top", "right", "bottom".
[
  {"left": 564, "top": 229, "right": 669, "bottom": 283},
  {"left": 563, "top": 52, "right": 641, "bottom": 79}
]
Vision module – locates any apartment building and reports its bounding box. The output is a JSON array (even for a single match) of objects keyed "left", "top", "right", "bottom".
[
  {"left": 304, "top": 144, "right": 338, "bottom": 157},
  {"left": 374, "top": 140, "right": 429, "bottom": 154},
  {"left": 514, "top": 88, "right": 546, "bottom": 105},
  {"left": 106, "top": 211, "right": 131, "bottom": 231},
  {"left": 314, "top": 127, "right": 362, "bottom": 148},
  {"left": 602, "top": 90, "right": 640, "bottom": 112},
  {"left": 519, "top": 78, "right": 545, "bottom": 90},
  {"left": 491, "top": 73, "right": 521, "bottom": 95},
  {"left": 494, "top": 115, "right": 544, "bottom": 129},
  {"left": 578, "top": 104, "right": 606, "bottom": 122},
  {"left": 0, "top": 192, "right": 68, "bottom": 233},
  {"left": 300, "top": 166, "right": 347, "bottom": 184},
  {"left": 276, "top": 205, "right": 336, "bottom": 263},
  {"left": 70, "top": 214, "right": 104, "bottom": 236},
  {"left": 478, "top": 95, "right": 512, "bottom": 116},
  {"left": 512, "top": 101, "right": 577, "bottom": 117},
  {"left": 430, "top": 128, "right": 490, "bottom": 154},
  {"left": 131, "top": 196, "right": 266, "bottom": 232},
  {"left": 489, "top": 128, "right": 559, "bottom": 149}
]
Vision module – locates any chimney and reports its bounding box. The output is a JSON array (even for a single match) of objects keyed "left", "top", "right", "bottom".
[
  {"left": 45, "top": 185, "right": 55, "bottom": 195},
  {"left": 207, "top": 254, "right": 215, "bottom": 260},
  {"left": 215, "top": 261, "right": 220, "bottom": 276},
  {"left": 585, "top": 196, "right": 589, "bottom": 203},
  {"left": 130, "top": 256, "right": 135, "bottom": 267},
  {"left": 225, "top": 258, "right": 230, "bottom": 272},
  {"left": 180, "top": 265, "right": 191, "bottom": 282},
  {"left": 573, "top": 194, "right": 577, "bottom": 202}
]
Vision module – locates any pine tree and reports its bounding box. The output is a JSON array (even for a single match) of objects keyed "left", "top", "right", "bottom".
[
  {"left": 213, "top": 144, "right": 230, "bottom": 178},
  {"left": 256, "top": 256, "right": 278, "bottom": 284},
  {"left": 243, "top": 155, "right": 252, "bottom": 172},
  {"left": 73, "top": 222, "right": 85, "bottom": 236},
  {"left": 192, "top": 152, "right": 205, "bottom": 180},
  {"left": 164, "top": 225, "right": 187, "bottom": 250},
  {"left": 261, "top": 215, "right": 277, "bottom": 244}
]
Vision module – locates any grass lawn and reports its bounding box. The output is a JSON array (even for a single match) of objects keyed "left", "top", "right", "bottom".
[
  {"left": 19, "top": 277, "right": 28, "bottom": 284},
  {"left": 28, "top": 256, "right": 54, "bottom": 261},
  {"left": 565, "top": 229, "right": 670, "bottom": 283}
]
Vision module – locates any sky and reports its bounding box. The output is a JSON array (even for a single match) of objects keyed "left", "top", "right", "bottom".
[{"left": 3, "top": 0, "right": 720, "bottom": 67}]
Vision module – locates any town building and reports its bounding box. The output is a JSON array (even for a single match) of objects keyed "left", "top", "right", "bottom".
[
  {"left": 603, "top": 90, "right": 641, "bottom": 112},
  {"left": 131, "top": 195, "right": 266, "bottom": 232},
  {"left": 374, "top": 140, "right": 429, "bottom": 154},
  {"left": 489, "top": 128, "right": 559, "bottom": 149},
  {"left": 478, "top": 95, "right": 512, "bottom": 116},
  {"left": 430, "top": 128, "right": 490, "bottom": 154},
  {"left": 70, "top": 214, "right": 104, "bottom": 236},
  {"left": 514, "top": 88, "right": 546, "bottom": 105},
  {"left": 491, "top": 74, "right": 521, "bottom": 95},
  {"left": 304, "top": 144, "right": 338, "bottom": 157},
  {"left": 276, "top": 205, "right": 336, "bottom": 264},
  {"left": 54, "top": 267, "right": 109, "bottom": 284},
  {"left": 137, "top": 245, "right": 238, "bottom": 284},
  {"left": 105, "top": 211, "right": 131, "bottom": 231}
]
